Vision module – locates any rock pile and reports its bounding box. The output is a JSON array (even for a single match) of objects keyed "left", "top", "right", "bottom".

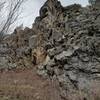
[{"left": 0, "top": 27, "right": 35, "bottom": 70}]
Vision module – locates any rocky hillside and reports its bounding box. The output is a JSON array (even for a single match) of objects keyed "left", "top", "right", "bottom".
[{"left": 0, "top": 0, "right": 100, "bottom": 99}]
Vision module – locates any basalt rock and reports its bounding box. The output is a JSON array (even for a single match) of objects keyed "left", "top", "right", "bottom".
[{"left": 34, "top": 0, "right": 100, "bottom": 99}]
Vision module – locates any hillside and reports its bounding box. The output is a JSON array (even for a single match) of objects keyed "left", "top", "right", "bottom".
[{"left": 0, "top": 0, "right": 100, "bottom": 100}]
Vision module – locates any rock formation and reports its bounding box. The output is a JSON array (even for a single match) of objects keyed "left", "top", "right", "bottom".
[{"left": 0, "top": 0, "right": 100, "bottom": 99}]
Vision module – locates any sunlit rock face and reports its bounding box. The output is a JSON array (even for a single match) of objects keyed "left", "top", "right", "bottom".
[{"left": 0, "top": 0, "right": 100, "bottom": 99}]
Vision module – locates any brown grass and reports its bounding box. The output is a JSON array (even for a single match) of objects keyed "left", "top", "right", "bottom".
[{"left": 0, "top": 68, "right": 62, "bottom": 100}]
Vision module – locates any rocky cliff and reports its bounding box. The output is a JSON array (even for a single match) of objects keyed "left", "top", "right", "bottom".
[{"left": 0, "top": 0, "right": 100, "bottom": 99}]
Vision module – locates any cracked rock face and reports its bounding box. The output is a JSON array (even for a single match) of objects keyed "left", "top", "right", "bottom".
[{"left": 34, "top": 0, "right": 100, "bottom": 99}]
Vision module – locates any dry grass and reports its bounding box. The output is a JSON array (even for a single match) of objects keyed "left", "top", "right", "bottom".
[
  {"left": 0, "top": 68, "right": 100, "bottom": 100},
  {"left": 0, "top": 68, "right": 62, "bottom": 100},
  {"left": 0, "top": 84, "right": 36, "bottom": 100}
]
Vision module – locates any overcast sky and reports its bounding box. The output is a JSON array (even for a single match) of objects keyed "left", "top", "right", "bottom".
[{"left": 16, "top": 0, "right": 89, "bottom": 28}]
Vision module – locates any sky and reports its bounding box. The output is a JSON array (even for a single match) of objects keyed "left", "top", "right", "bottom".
[{"left": 16, "top": 0, "right": 89, "bottom": 28}]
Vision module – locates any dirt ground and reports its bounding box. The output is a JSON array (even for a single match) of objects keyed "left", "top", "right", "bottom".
[{"left": 0, "top": 68, "right": 62, "bottom": 100}]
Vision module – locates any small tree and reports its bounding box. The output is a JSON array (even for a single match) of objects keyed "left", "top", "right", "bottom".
[{"left": 0, "top": 0, "right": 26, "bottom": 41}]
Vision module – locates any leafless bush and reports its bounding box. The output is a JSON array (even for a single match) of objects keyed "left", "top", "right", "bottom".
[{"left": 0, "top": 0, "right": 26, "bottom": 41}]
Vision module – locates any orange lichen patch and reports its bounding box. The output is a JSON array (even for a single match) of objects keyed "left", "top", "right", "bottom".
[{"left": 32, "top": 47, "right": 48, "bottom": 65}]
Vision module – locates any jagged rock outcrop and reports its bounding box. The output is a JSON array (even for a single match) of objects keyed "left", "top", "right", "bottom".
[
  {"left": 0, "top": 0, "right": 100, "bottom": 99},
  {"left": 1, "top": 27, "right": 35, "bottom": 69},
  {"left": 33, "top": 0, "right": 100, "bottom": 99}
]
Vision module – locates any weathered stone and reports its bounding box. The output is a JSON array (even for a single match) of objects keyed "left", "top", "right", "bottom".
[
  {"left": 37, "top": 69, "right": 48, "bottom": 77},
  {"left": 29, "top": 35, "right": 37, "bottom": 48},
  {"left": 64, "top": 64, "right": 73, "bottom": 70},
  {"left": 67, "top": 71, "right": 77, "bottom": 81},
  {"left": 37, "top": 64, "right": 45, "bottom": 70},
  {"left": 47, "top": 46, "right": 64, "bottom": 58},
  {"left": 54, "top": 50, "right": 73, "bottom": 62},
  {"left": 0, "top": 57, "right": 8, "bottom": 69},
  {"left": 54, "top": 68, "right": 64, "bottom": 76}
]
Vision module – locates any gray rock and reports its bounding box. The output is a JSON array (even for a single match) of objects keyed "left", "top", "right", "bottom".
[
  {"left": 46, "top": 59, "right": 56, "bottom": 67},
  {"left": 0, "top": 56, "right": 16, "bottom": 70},
  {"left": 78, "top": 77, "right": 91, "bottom": 90},
  {"left": 8, "top": 63, "right": 17, "bottom": 69},
  {"left": 51, "top": 31, "right": 63, "bottom": 41},
  {"left": 54, "top": 54, "right": 69, "bottom": 65},
  {"left": 55, "top": 50, "right": 73, "bottom": 61},
  {"left": 0, "top": 57, "right": 8, "bottom": 69},
  {"left": 67, "top": 71, "right": 77, "bottom": 81},
  {"left": 64, "top": 64, "right": 73, "bottom": 70},
  {"left": 29, "top": 35, "right": 37, "bottom": 48},
  {"left": 37, "top": 64, "right": 45, "bottom": 70},
  {"left": 37, "top": 70, "right": 48, "bottom": 77},
  {"left": 48, "top": 46, "right": 64, "bottom": 58},
  {"left": 54, "top": 68, "right": 64, "bottom": 75}
]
